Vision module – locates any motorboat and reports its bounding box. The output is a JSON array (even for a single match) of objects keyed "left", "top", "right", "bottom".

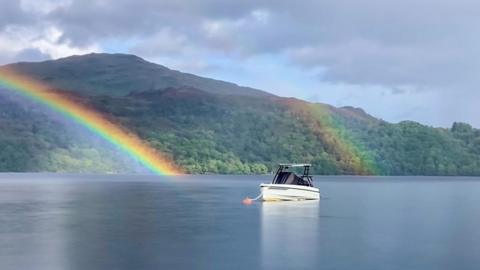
[{"left": 260, "top": 164, "right": 320, "bottom": 201}]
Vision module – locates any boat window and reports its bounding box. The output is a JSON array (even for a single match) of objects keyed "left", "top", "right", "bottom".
[
  {"left": 274, "top": 171, "right": 313, "bottom": 186},
  {"left": 273, "top": 172, "right": 291, "bottom": 184},
  {"left": 284, "top": 173, "right": 299, "bottom": 185}
]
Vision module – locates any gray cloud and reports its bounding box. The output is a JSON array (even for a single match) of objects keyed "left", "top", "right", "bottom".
[
  {"left": 0, "top": 44, "right": 51, "bottom": 64},
  {"left": 14, "top": 48, "right": 51, "bottom": 62},
  {"left": 0, "top": 1, "right": 29, "bottom": 29},
  {"left": 31, "top": 0, "right": 479, "bottom": 89},
  {"left": 48, "top": 0, "right": 258, "bottom": 47}
]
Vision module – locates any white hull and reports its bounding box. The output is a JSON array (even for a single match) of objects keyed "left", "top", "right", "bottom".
[{"left": 260, "top": 184, "right": 320, "bottom": 201}]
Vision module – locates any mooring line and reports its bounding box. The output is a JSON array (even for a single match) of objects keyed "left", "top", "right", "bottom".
[{"left": 242, "top": 193, "right": 262, "bottom": 205}]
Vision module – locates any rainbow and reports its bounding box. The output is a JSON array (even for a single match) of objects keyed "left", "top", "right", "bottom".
[
  {"left": 307, "top": 103, "right": 379, "bottom": 175},
  {"left": 0, "top": 68, "right": 181, "bottom": 175},
  {"left": 281, "top": 98, "right": 379, "bottom": 175}
]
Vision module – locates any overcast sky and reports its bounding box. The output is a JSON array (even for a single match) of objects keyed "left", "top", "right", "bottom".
[{"left": 1, "top": 0, "right": 479, "bottom": 127}]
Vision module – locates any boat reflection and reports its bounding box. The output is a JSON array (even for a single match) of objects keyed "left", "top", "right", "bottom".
[{"left": 261, "top": 200, "right": 320, "bottom": 269}]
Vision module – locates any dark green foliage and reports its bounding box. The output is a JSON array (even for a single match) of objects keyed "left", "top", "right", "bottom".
[
  {"left": 92, "top": 88, "right": 480, "bottom": 175},
  {"left": 0, "top": 95, "right": 136, "bottom": 173},
  {"left": 99, "top": 89, "right": 336, "bottom": 174},
  {"left": 333, "top": 110, "right": 480, "bottom": 176},
  {"left": 2, "top": 53, "right": 480, "bottom": 175}
]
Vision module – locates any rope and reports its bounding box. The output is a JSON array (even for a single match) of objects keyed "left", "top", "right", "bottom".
[
  {"left": 251, "top": 194, "right": 262, "bottom": 201},
  {"left": 242, "top": 193, "right": 262, "bottom": 205}
]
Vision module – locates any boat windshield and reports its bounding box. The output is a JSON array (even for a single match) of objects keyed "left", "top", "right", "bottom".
[{"left": 273, "top": 172, "right": 312, "bottom": 186}]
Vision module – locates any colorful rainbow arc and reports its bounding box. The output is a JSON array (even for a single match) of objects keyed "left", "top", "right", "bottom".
[
  {"left": 0, "top": 68, "right": 181, "bottom": 175},
  {"left": 282, "top": 98, "right": 379, "bottom": 175}
]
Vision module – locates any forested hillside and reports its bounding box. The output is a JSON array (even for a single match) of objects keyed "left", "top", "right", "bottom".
[{"left": 1, "top": 53, "right": 480, "bottom": 175}]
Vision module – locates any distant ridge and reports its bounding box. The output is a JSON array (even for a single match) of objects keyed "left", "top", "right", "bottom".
[{"left": 3, "top": 53, "right": 273, "bottom": 97}]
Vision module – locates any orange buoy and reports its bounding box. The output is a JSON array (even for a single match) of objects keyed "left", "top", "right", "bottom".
[{"left": 242, "top": 197, "right": 254, "bottom": 205}]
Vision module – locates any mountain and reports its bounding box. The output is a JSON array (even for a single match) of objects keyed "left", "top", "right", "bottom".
[
  {"left": 5, "top": 53, "right": 270, "bottom": 97},
  {"left": 1, "top": 53, "right": 480, "bottom": 175}
]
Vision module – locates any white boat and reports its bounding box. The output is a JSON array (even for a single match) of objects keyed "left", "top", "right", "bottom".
[{"left": 260, "top": 164, "right": 320, "bottom": 201}]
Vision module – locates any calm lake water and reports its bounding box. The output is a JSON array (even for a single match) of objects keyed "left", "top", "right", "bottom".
[{"left": 1, "top": 174, "right": 480, "bottom": 270}]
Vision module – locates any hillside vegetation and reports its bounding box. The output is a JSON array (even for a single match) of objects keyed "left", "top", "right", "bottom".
[{"left": 1, "top": 53, "right": 480, "bottom": 175}]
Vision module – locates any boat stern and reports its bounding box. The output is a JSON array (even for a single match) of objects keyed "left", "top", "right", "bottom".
[{"left": 260, "top": 183, "right": 320, "bottom": 201}]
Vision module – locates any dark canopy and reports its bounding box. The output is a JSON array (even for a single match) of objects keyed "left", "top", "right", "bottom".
[{"left": 274, "top": 172, "right": 305, "bottom": 185}]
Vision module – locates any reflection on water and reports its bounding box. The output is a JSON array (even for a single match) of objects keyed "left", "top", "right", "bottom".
[
  {"left": 0, "top": 179, "right": 70, "bottom": 269},
  {"left": 261, "top": 201, "right": 320, "bottom": 269},
  {"left": 0, "top": 174, "right": 265, "bottom": 270},
  {"left": 62, "top": 181, "right": 193, "bottom": 270},
  {"left": 3, "top": 175, "right": 480, "bottom": 270}
]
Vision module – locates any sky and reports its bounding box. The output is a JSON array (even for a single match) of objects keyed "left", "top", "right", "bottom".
[{"left": 1, "top": 0, "right": 479, "bottom": 127}]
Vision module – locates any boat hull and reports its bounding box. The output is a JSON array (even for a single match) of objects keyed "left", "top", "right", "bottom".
[{"left": 260, "top": 184, "right": 320, "bottom": 201}]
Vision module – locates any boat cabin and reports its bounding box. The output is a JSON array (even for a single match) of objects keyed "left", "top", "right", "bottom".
[{"left": 271, "top": 164, "right": 314, "bottom": 187}]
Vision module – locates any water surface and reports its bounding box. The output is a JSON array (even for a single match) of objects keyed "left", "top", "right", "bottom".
[{"left": 1, "top": 174, "right": 479, "bottom": 270}]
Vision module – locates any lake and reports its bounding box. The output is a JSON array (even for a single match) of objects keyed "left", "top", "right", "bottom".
[{"left": 1, "top": 174, "right": 480, "bottom": 270}]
